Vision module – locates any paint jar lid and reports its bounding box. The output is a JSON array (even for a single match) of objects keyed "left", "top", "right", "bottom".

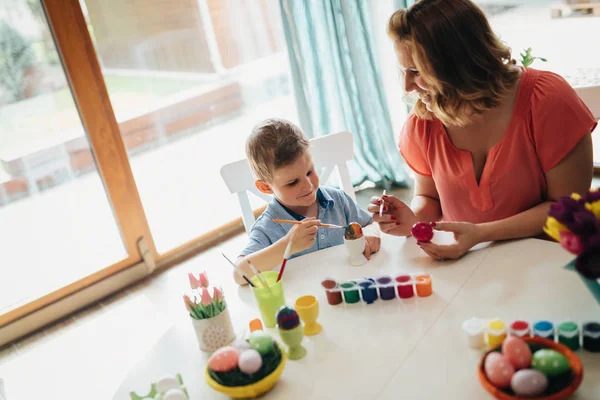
[
  {"left": 533, "top": 320, "right": 554, "bottom": 332},
  {"left": 340, "top": 281, "right": 356, "bottom": 290},
  {"left": 487, "top": 319, "right": 506, "bottom": 334},
  {"left": 558, "top": 321, "right": 579, "bottom": 338},
  {"left": 511, "top": 320, "right": 529, "bottom": 330},
  {"left": 583, "top": 321, "right": 600, "bottom": 339},
  {"left": 463, "top": 317, "right": 485, "bottom": 336}
]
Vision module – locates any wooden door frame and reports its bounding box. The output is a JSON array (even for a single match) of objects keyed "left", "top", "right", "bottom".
[{"left": 0, "top": 0, "right": 157, "bottom": 327}]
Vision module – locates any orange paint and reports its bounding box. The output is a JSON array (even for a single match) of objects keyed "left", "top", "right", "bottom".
[{"left": 415, "top": 274, "right": 433, "bottom": 297}]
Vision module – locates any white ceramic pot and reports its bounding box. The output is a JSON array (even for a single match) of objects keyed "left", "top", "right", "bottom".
[
  {"left": 191, "top": 307, "right": 235, "bottom": 352},
  {"left": 344, "top": 236, "right": 367, "bottom": 266}
]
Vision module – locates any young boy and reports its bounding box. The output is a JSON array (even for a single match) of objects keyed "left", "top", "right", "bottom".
[{"left": 234, "top": 118, "right": 381, "bottom": 285}]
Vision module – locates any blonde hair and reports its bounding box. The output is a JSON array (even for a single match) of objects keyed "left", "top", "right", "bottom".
[
  {"left": 246, "top": 118, "right": 310, "bottom": 182},
  {"left": 387, "top": 0, "right": 519, "bottom": 126}
]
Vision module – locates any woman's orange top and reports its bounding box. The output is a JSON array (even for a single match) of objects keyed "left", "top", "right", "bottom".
[{"left": 399, "top": 68, "right": 597, "bottom": 223}]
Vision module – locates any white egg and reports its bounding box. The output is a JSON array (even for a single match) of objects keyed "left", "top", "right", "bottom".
[
  {"left": 162, "top": 388, "right": 187, "bottom": 400},
  {"left": 156, "top": 375, "right": 179, "bottom": 393},
  {"left": 238, "top": 349, "right": 263, "bottom": 374},
  {"left": 232, "top": 339, "right": 252, "bottom": 351}
]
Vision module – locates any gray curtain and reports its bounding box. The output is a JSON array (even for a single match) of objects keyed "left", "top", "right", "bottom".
[{"left": 279, "top": 0, "right": 409, "bottom": 188}]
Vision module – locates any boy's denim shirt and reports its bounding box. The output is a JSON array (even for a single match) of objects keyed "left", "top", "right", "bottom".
[{"left": 240, "top": 186, "right": 372, "bottom": 259}]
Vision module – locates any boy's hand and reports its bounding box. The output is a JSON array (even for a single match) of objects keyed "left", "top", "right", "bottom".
[
  {"left": 363, "top": 235, "right": 381, "bottom": 260},
  {"left": 288, "top": 218, "right": 321, "bottom": 255}
]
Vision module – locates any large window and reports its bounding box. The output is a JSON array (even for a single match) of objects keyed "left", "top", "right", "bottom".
[
  {"left": 475, "top": 0, "right": 600, "bottom": 162},
  {"left": 0, "top": 1, "right": 126, "bottom": 314},
  {"left": 80, "top": 0, "right": 298, "bottom": 252}
]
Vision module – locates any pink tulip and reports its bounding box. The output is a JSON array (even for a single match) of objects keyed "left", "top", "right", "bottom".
[
  {"left": 199, "top": 271, "right": 209, "bottom": 288},
  {"left": 188, "top": 272, "right": 201, "bottom": 289},
  {"left": 200, "top": 288, "right": 213, "bottom": 305},
  {"left": 213, "top": 287, "right": 223, "bottom": 301},
  {"left": 183, "top": 294, "right": 195, "bottom": 311},
  {"left": 559, "top": 231, "right": 584, "bottom": 255}
]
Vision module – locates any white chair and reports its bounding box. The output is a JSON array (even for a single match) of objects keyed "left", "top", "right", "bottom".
[{"left": 220, "top": 130, "right": 356, "bottom": 235}]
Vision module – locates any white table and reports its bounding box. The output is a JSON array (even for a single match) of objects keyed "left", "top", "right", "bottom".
[{"left": 114, "top": 234, "right": 600, "bottom": 399}]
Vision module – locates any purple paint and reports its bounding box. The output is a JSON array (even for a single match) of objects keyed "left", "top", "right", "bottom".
[{"left": 376, "top": 276, "right": 396, "bottom": 300}]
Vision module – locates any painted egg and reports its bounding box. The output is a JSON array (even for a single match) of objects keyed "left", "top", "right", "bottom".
[
  {"left": 411, "top": 222, "right": 434, "bottom": 242},
  {"left": 163, "top": 388, "right": 187, "bottom": 400},
  {"left": 484, "top": 352, "right": 515, "bottom": 389},
  {"left": 511, "top": 369, "right": 548, "bottom": 397},
  {"left": 238, "top": 349, "right": 263, "bottom": 374},
  {"left": 502, "top": 336, "right": 532, "bottom": 370},
  {"left": 232, "top": 339, "right": 252, "bottom": 351},
  {"left": 207, "top": 346, "right": 240, "bottom": 372},
  {"left": 531, "top": 349, "right": 570, "bottom": 377},
  {"left": 248, "top": 330, "right": 274, "bottom": 355},
  {"left": 276, "top": 306, "right": 300, "bottom": 330},
  {"left": 156, "top": 374, "right": 179, "bottom": 393},
  {"left": 345, "top": 222, "right": 363, "bottom": 240}
]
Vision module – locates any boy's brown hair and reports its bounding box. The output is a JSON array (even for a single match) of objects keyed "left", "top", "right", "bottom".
[{"left": 246, "top": 118, "right": 310, "bottom": 182}]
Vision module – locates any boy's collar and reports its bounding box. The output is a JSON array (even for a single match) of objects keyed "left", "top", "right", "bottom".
[{"left": 275, "top": 188, "right": 334, "bottom": 221}]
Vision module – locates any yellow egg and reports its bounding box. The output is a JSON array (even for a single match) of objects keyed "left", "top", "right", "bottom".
[{"left": 207, "top": 346, "right": 240, "bottom": 372}]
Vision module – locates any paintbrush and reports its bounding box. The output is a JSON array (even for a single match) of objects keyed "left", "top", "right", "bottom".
[
  {"left": 272, "top": 219, "right": 344, "bottom": 229},
  {"left": 276, "top": 239, "right": 293, "bottom": 283},
  {"left": 221, "top": 253, "right": 255, "bottom": 287},
  {"left": 379, "top": 189, "right": 387, "bottom": 217},
  {"left": 246, "top": 260, "right": 272, "bottom": 293}
]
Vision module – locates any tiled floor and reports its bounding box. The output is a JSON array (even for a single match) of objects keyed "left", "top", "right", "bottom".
[{"left": 0, "top": 186, "right": 411, "bottom": 400}]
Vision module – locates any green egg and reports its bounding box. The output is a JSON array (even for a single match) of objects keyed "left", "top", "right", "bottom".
[
  {"left": 248, "top": 331, "right": 274, "bottom": 355},
  {"left": 531, "top": 349, "right": 570, "bottom": 377}
]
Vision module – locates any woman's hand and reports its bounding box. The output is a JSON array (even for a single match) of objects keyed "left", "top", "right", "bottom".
[
  {"left": 367, "top": 194, "right": 417, "bottom": 236},
  {"left": 418, "top": 222, "right": 482, "bottom": 261}
]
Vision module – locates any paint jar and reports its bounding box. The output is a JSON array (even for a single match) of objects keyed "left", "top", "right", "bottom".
[
  {"left": 486, "top": 319, "right": 507, "bottom": 349},
  {"left": 376, "top": 276, "right": 396, "bottom": 300},
  {"left": 462, "top": 317, "right": 485, "bottom": 349},
  {"left": 415, "top": 273, "right": 433, "bottom": 297},
  {"left": 557, "top": 321, "right": 580, "bottom": 351},
  {"left": 509, "top": 320, "right": 531, "bottom": 337},
  {"left": 533, "top": 320, "right": 554, "bottom": 340},
  {"left": 395, "top": 274, "right": 414, "bottom": 298},
  {"left": 340, "top": 281, "right": 360, "bottom": 304},
  {"left": 582, "top": 321, "right": 600, "bottom": 352},
  {"left": 321, "top": 279, "right": 343, "bottom": 305},
  {"left": 359, "top": 279, "right": 378, "bottom": 304}
]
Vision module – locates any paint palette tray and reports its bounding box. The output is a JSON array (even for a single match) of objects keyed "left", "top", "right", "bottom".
[
  {"left": 461, "top": 317, "right": 600, "bottom": 353},
  {"left": 320, "top": 273, "right": 433, "bottom": 305}
]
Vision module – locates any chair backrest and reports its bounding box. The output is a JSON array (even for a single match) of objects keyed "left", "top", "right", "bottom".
[
  {"left": 575, "top": 85, "right": 600, "bottom": 120},
  {"left": 220, "top": 131, "right": 356, "bottom": 235}
]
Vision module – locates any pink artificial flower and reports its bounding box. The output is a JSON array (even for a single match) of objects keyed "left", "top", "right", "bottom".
[
  {"left": 199, "top": 271, "right": 209, "bottom": 288},
  {"left": 183, "top": 294, "right": 195, "bottom": 311},
  {"left": 188, "top": 272, "right": 201, "bottom": 289},
  {"left": 200, "top": 287, "right": 213, "bottom": 305},
  {"left": 559, "top": 231, "right": 584, "bottom": 255},
  {"left": 213, "top": 287, "right": 223, "bottom": 302}
]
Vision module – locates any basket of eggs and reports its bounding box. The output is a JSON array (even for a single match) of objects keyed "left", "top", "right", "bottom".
[
  {"left": 479, "top": 336, "right": 583, "bottom": 400},
  {"left": 205, "top": 330, "right": 287, "bottom": 398}
]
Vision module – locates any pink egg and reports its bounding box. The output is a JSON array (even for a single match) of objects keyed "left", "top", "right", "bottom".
[
  {"left": 207, "top": 346, "right": 240, "bottom": 372},
  {"left": 484, "top": 352, "right": 515, "bottom": 389},
  {"left": 511, "top": 369, "right": 548, "bottom": 397},
  {"left": 238, "top": 349, "right": 263, "bottom": 374},
  {"left": 502, "top": 336, "right": 532, "bottom": 370}
]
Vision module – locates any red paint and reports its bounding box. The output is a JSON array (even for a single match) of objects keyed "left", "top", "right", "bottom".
[
  {"left": 321, "top": 279, "right": 343, "bottom": 305},
  {"left": 395, "top": 275, "right": 414, "bottom": 298},
  {"left": 510, "top": 320, "right": 531, "bottom": 337}
]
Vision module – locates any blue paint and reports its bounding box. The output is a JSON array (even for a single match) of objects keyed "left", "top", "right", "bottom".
[
  {"left": 359, "top": 280, "right": 378, "bottom": 304},
  {"left": 533, "top": 320, "right": 554, "bottom": 340}
]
